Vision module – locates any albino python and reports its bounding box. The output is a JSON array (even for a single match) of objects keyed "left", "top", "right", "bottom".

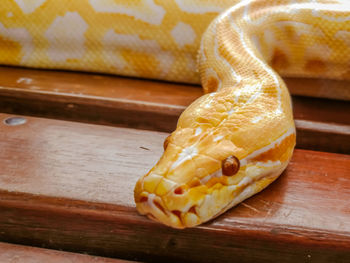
[{"left": 1, "top": 0, "right": 350, "bottom": 228}]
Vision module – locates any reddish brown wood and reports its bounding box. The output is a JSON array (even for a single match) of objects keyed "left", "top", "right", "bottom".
[
  {"left": 295, "top": 120, "right": 350, "bottom": 154},
  {"left": 0, "top": 113, "right": 349, "bottom": 262},
  {"left": 0, "top": 242, "right": 134, "bottom": 263},
  {"left": 0, "top": 66, "right": 197, "bottom": 132},
  {"left": 0, "top": 66, "right": 349, "bottom": 153},
  {"left": 284, "top": 77, "right": 350, "bottom": 101},
  {"left": 0, "top": 66, "right": 200, "bottom": 106}
]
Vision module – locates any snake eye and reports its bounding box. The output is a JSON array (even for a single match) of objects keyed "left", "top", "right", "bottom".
[{"left": 222, "top": 155, "right": 240, "bottom": 176}]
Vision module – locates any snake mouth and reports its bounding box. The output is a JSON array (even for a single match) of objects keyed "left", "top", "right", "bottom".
[
  {"left": 136, "top": 193, "right": 199, "bottom": 229},
  {"left": 135, "top": 160, "right": 288, "bottom": 229},
  {"left": 135, "top": 154, "right": 241, "bottom": 228},
  {"left": 135, "top": 181, "right": 201, "bottom": 229}
]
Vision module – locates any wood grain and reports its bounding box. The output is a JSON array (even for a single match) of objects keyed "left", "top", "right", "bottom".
[
  {"left": 284, "top": 77, "right": 350, "bottom": 101},
  {"left": 295, "top": 120, "right": 350, "bottom": 154},
  {"left": 0, "top": 242, "right": 134, "bottom": 263},
  {"left": 0, "top": 113, "right": 349, "bottom": 262},
  {"left": 0, "top": 66, "right": 349, "bottom": 153}
]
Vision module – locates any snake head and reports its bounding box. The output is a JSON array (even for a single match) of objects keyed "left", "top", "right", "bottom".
[{"left": 134, "top": 92, "right": 295, "bottom": 228}]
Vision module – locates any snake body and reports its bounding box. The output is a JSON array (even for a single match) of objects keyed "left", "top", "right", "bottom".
[{"left": 1, "top": 0, "right": 350, "bottom": 228}]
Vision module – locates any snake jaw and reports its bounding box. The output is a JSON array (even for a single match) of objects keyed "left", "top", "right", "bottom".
[
  {"left": 134, "top": 151, "right": 290, "bottom": 229},
  {"left": 134, "top": 168, "right": 201, "bottom": 228},
  {"left": 134, "top": 160, "right": 288, "bottom": 228}
]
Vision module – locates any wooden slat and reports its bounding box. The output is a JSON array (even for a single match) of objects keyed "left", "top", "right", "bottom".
[
  {"left": 0, "top": 66, "right": 349, "bottom": 153},
  {"left": 0, "top": 113, "right": 349, "bottom": 262},
  {"left": 0, "top": 242, "right": 135, "bottom": 263},
  {"left": 295, "top": 120, "right": 350, "bottom": 154},
  {"left": 284, "top": 77, "right": 350, "bottom": 101},
  {"left": 0, "top": 66, "right": 199, "bottom": 132}
]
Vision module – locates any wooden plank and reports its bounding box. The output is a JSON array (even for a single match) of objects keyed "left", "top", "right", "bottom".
[
  {"left": 284, "top": 77, "right": 350, "bottom": 101},
  {"left": 0, "top": 113, "right": 349, "bottom": 262},
  {"left": 0, "top": 66, "right": 199, "bottom": 132},
  {"left": 0, "top": 66, "right": 349, "bottom": 153},
  {"left": 0, "top": 242, "right": 135, "bottom": 263},
  {"left": 295, "top": 120, "right": 350, "bottom": 154}
]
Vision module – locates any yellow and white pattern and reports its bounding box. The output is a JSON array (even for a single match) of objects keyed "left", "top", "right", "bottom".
[
  {"left": 0, "top": 0, "right": 237, "bottom": 83},
  {"left": 1, "top": 0, "right": 350, "bottom": 228}
]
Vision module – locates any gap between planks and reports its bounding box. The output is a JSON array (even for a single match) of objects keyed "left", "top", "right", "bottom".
[{"left": 0, "top": 66, "right": 349, "bottom": 154}]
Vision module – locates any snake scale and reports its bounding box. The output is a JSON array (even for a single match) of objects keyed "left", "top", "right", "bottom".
[{"left": 1, "top": 0, "right": 349, "bottom": 228}]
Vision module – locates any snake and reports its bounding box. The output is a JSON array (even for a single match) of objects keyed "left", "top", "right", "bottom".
[{"left": 1, "top": 0, "right": 349, "bottom": 229}]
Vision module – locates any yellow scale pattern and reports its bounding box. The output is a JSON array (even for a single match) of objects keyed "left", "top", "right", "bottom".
[{"left": 0, "top": 0, "right": 239, "bottom": 83}]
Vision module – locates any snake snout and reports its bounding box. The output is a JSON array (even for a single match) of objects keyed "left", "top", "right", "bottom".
[
  {"left": 134, "top": 174, "right": 202, "bottom": 228},
  {"left": 139, "top": 196, "right": 198, "bottom": 228},
  {"left": 134, "top": 157, "right": 242, "bottom": 228},
  {"left": 134, "top": 152, "right": 244, "bottom": 228}
]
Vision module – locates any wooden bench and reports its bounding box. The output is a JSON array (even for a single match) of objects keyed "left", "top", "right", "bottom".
[
  {"left": 0, "top": 242, "right": 136, "bottom": 262},
  {"left": 0, "top": 66, "right": 349, "bottom": 262}
]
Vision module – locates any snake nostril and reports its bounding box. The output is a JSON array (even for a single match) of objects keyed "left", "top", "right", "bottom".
[
  {"left": 222, "top": 155, "right": 240, "bottom": 176},
  {"left": 174, "top": 186, "right": 184, "bottom": 195},
  {"left": 140, "top": 196, "right": 148, "bottom": 202}
]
